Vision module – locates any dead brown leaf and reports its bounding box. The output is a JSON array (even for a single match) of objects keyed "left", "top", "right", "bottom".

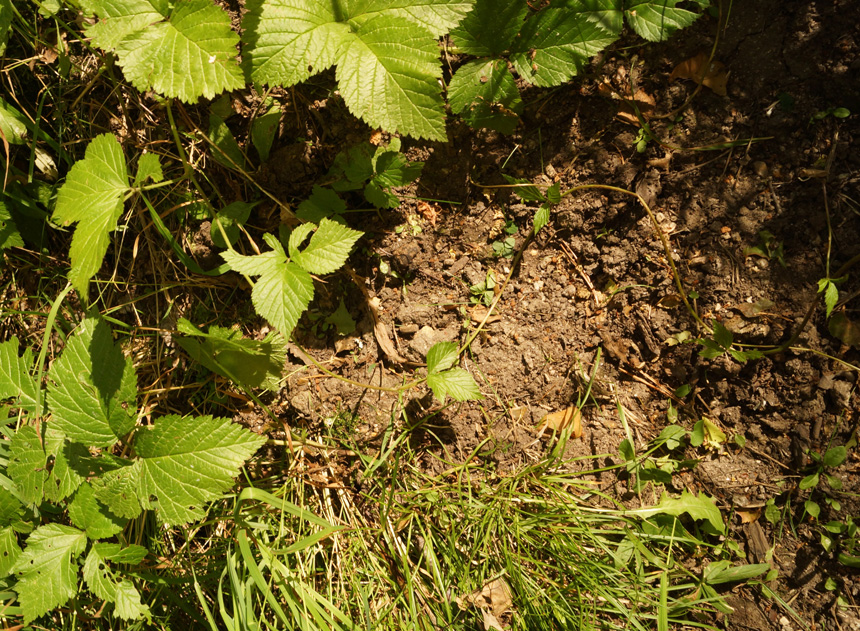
[
  {"left": 537, "top": 407, "right": 582, "bottom": 438},
  {"left": 458, "top": 577, "right": 513, "bottom": 629},
  {"left": 738, "top": 508, "right": 761, "bottom": 524},
  {"left": 669, "top": 52, "right": 728, "bottom": 96},
  {"left": 735, "top": 299, "right": 775, "bottom": 319}
]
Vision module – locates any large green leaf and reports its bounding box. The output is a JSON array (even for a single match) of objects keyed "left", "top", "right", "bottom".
[
  {"left": 68, "top": 483, "right": 126, "bottom": 539},
  {"left": 337, "top": 15, "right": 446, "bottom": 140},
  {"left": 134, "top": 415, "right": 265, "bottom": 526},
  {"left": 0, "top": 338, "right": 39, "bottom": 415},
  {"left": 626, "top": 490, "right": 725, "bottom": 534},
  {"left": 511, "top": 9, "right": 617, "bottom": 87},
  {"left": 552, "top": 0, "right": 623, "bottom": 34},
  {"left": 11, "top": 524, "right": 87, "bottom": 623},
  {"left": 448, "top": 58, "right": 522, "bottom": 133},
  {"left": 83, "top": 0, "right": 244, "bottom": 101},
  {"left": 624, "top": 0, "right": 702, "bottom": 41},
  {"left": 427, "top": 368, "right": 482, "bottom": 402},
  {"left": 89, "top": 457, "right": 142, "bottom": 519},
  {"left": 0, "top": 527, "right": 22, "bottom": 577},
  {"left": 53, "top": 133, "right": 129, "bottom": 294},
  {"left": 222, "top": 235, "right": 315, "bottom": 337},
  {"left": 344, "top": 0, "right": 474, "bottom": 36},
  {"left": 47, "top": 318, "right": 137, "bottom": 447},
  {"left": 450, "top": 0, "right": 527, "bottom": 56}
]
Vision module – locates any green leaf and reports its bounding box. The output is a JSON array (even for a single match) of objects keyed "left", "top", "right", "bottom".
[
  {"left": 222, "top": 237, "right": 315, "bottom": 337},
  {"left": 0, "top": 527, "right": 22, "bottom": 577},
  {"left": 84, "top": 0, "right": 244, "bottom": 101},
  {"left": 711, "top": 321, "right": 733, "bottom": 349},
  {"left": 799, "top": 472, "right": 819, "bottom": 490},
  {"left": 346, "top": 0, "right": 474, "bottom": 36},
  {"left": 0, "top": 0, "right": 12, "bottom": 56},
  {"left": 0, "top": 200, "right": 23, "bottom": 251},
  {"left": 373, "top": 150, "right": 424, "bottom": 188},
  {"left": 624, "top": 0, "right": 703, "bottom": 42},
  {"left": 325, "top": 300, "right": 356, "bottom": 336},
  {"left": 511, "top": 9, "right": 617, "bottom": 87},
  {"left": 426, "top": 341, "right": 459, "bottom": 374},
  {"left": 211, "top": 201, "right": 255, "bottom": 249},
  {"left": 68, "top": 482, "right": 127, "bottom": 539},
  {"left": 805, "top": 500, "right": 820, "bottom": 520},
  {"left": 293, "top": 218, "right": 363, "bottom": 276},
  {"left": 448, "top": 58, "right": 523, "bottom": 133},
  {"left": 242, "top": 1, "right": 350, "bottom": 87},
  {"left": 133, "top": 152, "right": 163, "bottom": 186},
  {"left": 336, "top": 15, "right": 446, "bottom": 141},
  {"left": 697, "top": 338, "right": 725, "bottom": 359},
  {"left": 450, "top": 0, "right": 527, "bottom": 56},
  {"left": 0, "top": 486, "right": 25, "bottom": 529},
  {"left": 502, "top": 174, "right": 545, "bottom": 202},
  {"left": 11, "top": 524, "right": 87, "bottom": 623},
  {"left": 824, "top": 281, "right": 839, "bottom": 318},
  {"left": 828, "top": 312, "right": 860, "bottom": 348},
  {"left": 83, "top": 544, "right": 150, "bottom": 620},
  {"left": 47, "top": 318, "right": 138, "bottom": 448},
  {"left": 553, "top": 0, "right": 622, "bottom": 34},
  {"left": 90, "top": 458, "right": 142, "bottom": 519},
  {"left": 8, "top": 425, "right": 47, "bottom": 505},
  {"left": 0, "top": 337, "right": 39, "bottom": 415},
  {"left": 364, "top": 180, "right": 398, "bottom": 209},
  {"left": 209, "top": 113, "right": 247, "bottom": 171},
  {"left": 427, "top": 368, "right": 482, "bottom": 402},
  {"left": 42, "top": 431, "right": 87, "bottom": 502},
  {"left": 704, "top": 561, "right": 770, "bottom": 585},
  {"left": 823, "top": 445, "right": 847, "bottom": 468},
  {"left": 297, "top": 186, "right": 347, "bottom": 224},
  {"left": 251, "top": 102, "right": 282, "bottom": 162},
  {"left": 0, "top": 97, "right": 28, "bottom": 145},
  {"left": 53, "top": 133, "right": 129, "bottom": 294},
  {"left": 134, "top": 414, "right": 265, "bottom": 526},
  {"left": 175, "top": 318, "right": 286, "bottom": 391},
  {"left": 627, "top": 490, "right": 725, "bottom": 534},
  {"left": 533, "top": 204, "right": 550, "bottom": 234}
]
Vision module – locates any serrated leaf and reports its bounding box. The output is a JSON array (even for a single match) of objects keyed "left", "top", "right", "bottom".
[
  {"left": 133, "top": 152, "right": 163, "bottom": 186},
  {"left": 0, "top": 338, "right": 39, "bottom": 415},
  {"left": 242, "top": 0, "right": 350, "bottom": 86},
  {"left": 293, "top": 218, "right": 363, "bottom": 275},
  {"left": 373, "top": 150, "right": 424, "bottom": 188},
  {"left": 346, "top": 0, "right": 474, "bottom": 37},
  {"left": 427, "top": 368, "right": 482, "bottom": 402},
  {"left": 553, "top": 0, "right": 622, "bottom": 34},
  {"left": 68, "top": 482, "right": 126, "bottom": 540},
  {"left": 364, "top": 181, "right": 398, "bottom": 209},
  {"left": 175, "top": 318, "right": 286, "bottom": 391},
  {"left": 0, "top": 97, "right": 28, "bottom": 145},
  {"left": 47, "top": 318, "right": 137, "bottom": 448},
  {"left": 502, "top": 174, "right": 545, "bottom": 202},
  {"left": 42, "top": 431, "right": 86, "bottom": 502},
  {"left": 0, "top": 527, "right": 22, "bottom": 577},
  {"left": 824, "top": 281, "right": 839, "bottom": 318},
  {"left": 329, "top": 143, "right": 375, "bottom": 190},
  {"left": 511, "top": 9, "right": 617, "bottom": 87},
  {"left": 211, "top": 201, "right": 255, "bottom": 249},
  {"left": 450, "top": 0, "right": 527, "bottom": 56},
  {"left": 8, "top": 425, "right": 46, "bottom": 505},
  {"left": 134, "top": 415, "right": 265, "bottom": 526},
  {"left": 426, "top": 341, "right": 459, "bottom": 374},
  {"left": 627, "top": 490, "right": 724, "bottom": 534},
  {"left": 53, "top": 133, "right": 129, "bottom": 294},
  {"left": 336, "top": 15, "right": 446, "bottom": 141},
  {"left": 90, "top": 459, "right": 142, "bottom": 519},
  {"left": 624, "top": 0, "right": 702, "bottom": 42},
  {"left": 0, "top": 487, "right": 25, "bottom": 528},
  {"left": 11, "top": 524, "right": 87, "bottom": 623},
  {"left": 297, "top": 186, "right": 347, "bottom": 224},
  {"left": 85, "top": 0, "right": 244, "bottom": 101},
  {"left": 448, "top": 58, "right": 522, "bottom": 133},
  {"left": 287, "top": 223, "right": 316, "bottom": 261},
  {"left": 712, "top": 321, "right": 733, "bottom": 349},
  {"left": 114, "top": 579, "right": 149, "bottom": 620},
  {"left": 325, "top": 299, "right": 356, "bottom": 336},
  {"left": 222, "top": 244, "right": 315, "bottom": 337},
  {"left": 82, "top": 545, "right": 150, "bottom": 620},
  {"left": 533, "top": 204, "right": 550, "bottom": 234},
  {"left": 0, "top": 200, "right": 23, "bottom": 251}
]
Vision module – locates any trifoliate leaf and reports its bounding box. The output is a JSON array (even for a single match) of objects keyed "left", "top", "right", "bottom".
[
  {"left": 69, "top": 483, "right": 126, "bottom": 540},
  {"left": 336, "top": 15, "right": 446, "bottom": 141},
  {"left": 427, "top": 368, "right": 482, "bottom": 402},
  {"left": 624, "top": 0, "right": 702, "bottom": 42},
  {"left": 448, "top": 58, "right": 522, "bottom": 133},
  {"left": 297, "top": 186, "right": 347, "bottom": 224},
  {"left": 242, "top": 0, "right": 350, "bottom": 86},
  {"left": 84, "top": 0, "right": 244, "bottom": 101},
  {"left": 133, "top": 152, "right": 163, "bottom": 186},
  {"left": 53, "top": 133, "right": 129, "bottom": 294},
  {"left": 47, "top": 318, "right": 137, "bottom": 448},
  {"left": 211, "top": 201, "right": 255, "bottom": 249},
  {"left": 0, "top": 527, "right": 22, "bottom": 577},
  {"left": 0, "top": 97, "right": 28, "bottom": 145},
  {"left": 0, "top": 200, "right": 23, "bottom": 251},
  {"left": 0, "top": 337, "right": 39, "bottom": 415},
  {"left": 11, "top": 524, "right": 87, "bottom": 623},
  {"left": 8, "top": 425, "right": 46, "bottom": 506},
  {"left": 348, "top": 0, "right": 475, "bottom": 36},
  {"left": 292, "top": 218, "right": 363, "bottom": 276},
  {"left": 426, "top": 341, "right": 459, "bottom": 374},
  {"left": 175, "top": 318, "right": 286, "bottom": 391},
  {"left": 511, "top": 9, "right": 617, "bottom": 87},
  {"left": 134, "top": 414, "right": 266, "bottom": 526},
  {"left": 328, "top": 143, "right": 375, "bottom": 191},
  {"left": 223, "top": 237, "right": 315, "bottom": 337},
  {"left": 552, "top": 0, "right": 623, "bottom": 34},
  {"left": 450, "top": 0, "right": 527, "bottom": 56}
]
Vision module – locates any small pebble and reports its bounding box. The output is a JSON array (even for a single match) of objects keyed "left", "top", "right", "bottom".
[{"left": 752, "top": 161, "right": 769, "bottom": 177}]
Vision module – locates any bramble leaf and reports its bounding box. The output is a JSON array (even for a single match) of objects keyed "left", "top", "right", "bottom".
[
  {"left": 297, "top": 186, "right": 347, "bottom": 224},
  {"left": 0, "top": 200, "right": 23, "bottom": 251},
  {"left": 8, "top": 426, "right": 46, "bottom": 506},
  {"left": 450, "top": 0, "right": 527, "bottom": 56},
  {"left": 448, "top": 58, "right": 522, "bottom": 133},
  {"left": 0, "top": 527, "right": 22, "bottom": 577},
  {"left": 336, "top": 15, "right": 446, "bottom": 141},
  {"left": 0, "top": 97, "right": 28, "bottom": 145},
  {"left": 427, "top": 368, "right": 482, "bottom": 402},
  {"left": 83, "top": 0, "right": 244, "bottom": 101},
  {"left": 624, "top": 0, "right": 703, "bottom": 42},
  {"left": 11, "top": 524, "right": 87, "bottom": 623},
  {"left": 552, "top": 0, "right": 623, "bottom": 34},
  {"left": 347, "top": 0, "right": 475, "bottom": 37},
  {"left": 292, "top": 218, "right": 363, "bottom": 275},
  {"left": 0, "top": 337, "right": 39, "bottom": 415},
  {"left": 133, "top": 415, "right": 265, "bottom": 526},
  {"left": 511, "top": 9, "right": 617, "bottom": 87},
  {"left": 90, "top": 458, "right": 142, "bottom": 519},
  {"left": 426, "top": 341, "right": 459, "bottom": 374},
  {"left": 47, "top": 318, "right": 137, "bottom": 448},
  {"left": 53, "top": 133, "right": 129, "bottom": 294},
  {"left": 68, "top": 482, "right": 126, "bottom": 539},
  {"left": 534, "top": 204, "right": 551, "bottom": 234},
  {"left": 133, "top": 152, "right": 163, "bottom": 186},
  {"left": 42, "top": 431, "right": 87, "bottom": 503},
  {"left": 83, "top": 543, "right": 150, "bottom": 620}
]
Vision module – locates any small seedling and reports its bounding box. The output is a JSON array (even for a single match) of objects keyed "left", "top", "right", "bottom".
[
  {"left": 696, "top": 320, "right": 763, "bottom": 363},
  {"left": 743, "top": 230, "right": 786, "bottom": 268},
  {"left": 810, "top": 106, "right": 851, "bottom": 124},
  {"left": 469, "top": 270, "right": 497, "bottom": 306}
]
